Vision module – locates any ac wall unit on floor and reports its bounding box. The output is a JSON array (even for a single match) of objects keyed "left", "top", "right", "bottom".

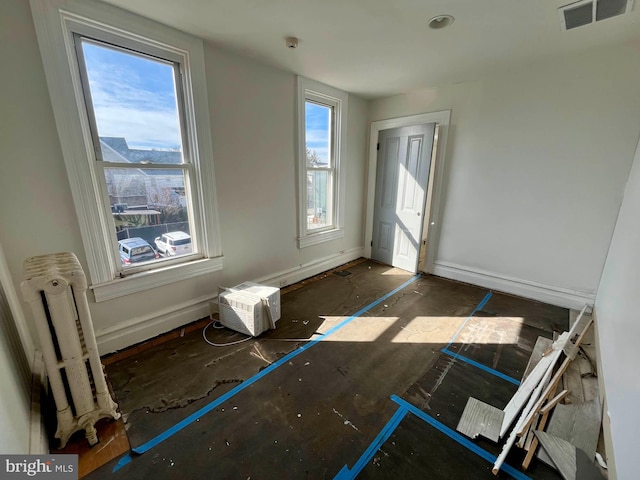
[{"left": 218, "top": 282, "right": 280, "bottom": 337}]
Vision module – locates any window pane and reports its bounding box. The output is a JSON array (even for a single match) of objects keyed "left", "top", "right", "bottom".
[
  {"left": 105, "top": 167, "right": 194, "bottom": 265},
  {"left": 596, "top": 0, "right": 627, "bottom": 21},
  {"left": 306, "top": 171, "right": 332, "bottom": 231},
  {"left": 81, "top": 39, "right": 184, "bottom": 164},
  {"left": 305, "top": 101, "right": 332, "bottom": 167}
]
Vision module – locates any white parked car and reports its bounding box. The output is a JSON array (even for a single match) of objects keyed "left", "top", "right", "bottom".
[{"left": 154, "top": 231, "right": 193, "bottom": 256}]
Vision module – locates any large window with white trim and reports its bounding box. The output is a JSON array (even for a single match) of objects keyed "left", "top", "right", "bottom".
[
  {"left": 297, "top": 77, "right": 348, "bottom": 248},
  {"left": 31, "top": 0, "right": 223, "bottom": 301},
  {"left": 76, "top": 36, "right": 198, "bottom": 269}
]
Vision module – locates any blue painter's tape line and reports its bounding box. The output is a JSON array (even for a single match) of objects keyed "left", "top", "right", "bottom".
[
  {"left": 333, "top": 465, "right": 351, "bottom": 480},
  {"left": 112, "top": 454, "right": 132, "bottom": 472},
  {"left": 440, "top": 347, "right": 520, "bottom": 386},
  {"left": 112, "top": 274, "right": 422, "bottom": 472},
  {"left": 390, "top": 396, "right": 531, "bottom": 480},
  {"left": 334, "top": 406, "right": 408, "bottom": 480},
  {"left": 445, "top": 291, "right": 492, "bottom": 349}
]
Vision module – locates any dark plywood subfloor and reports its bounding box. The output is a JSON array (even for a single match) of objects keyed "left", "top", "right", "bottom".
[{"left": 79, "top": 259, "right": 568, "bottom": 479}]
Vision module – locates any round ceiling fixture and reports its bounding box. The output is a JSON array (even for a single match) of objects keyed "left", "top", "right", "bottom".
[{"left": 428, "top": 15, "right": 455, "bottom": 29}]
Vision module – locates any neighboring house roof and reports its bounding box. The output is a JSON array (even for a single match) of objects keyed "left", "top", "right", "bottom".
[
  {"left": 99, "top": 137, "right": 181, "bottom": 176},
  {"left": 127, "top": 149, "right": 181, "bottom": 165}
]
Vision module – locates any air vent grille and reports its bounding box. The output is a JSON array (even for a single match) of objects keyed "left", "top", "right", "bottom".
[
  {"left": 565, "top": 2, "right": 595, "bottom": 29},
  {"left": 559, "top": 0, "right": 634, "bottom": 30},
  {"left": 597, "top": 0, "right": 629, "bottom": 20}
]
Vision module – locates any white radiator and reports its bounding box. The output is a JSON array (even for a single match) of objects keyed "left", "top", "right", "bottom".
[{"left": 21, "top": 252, "right": 119, "bottom": 448}]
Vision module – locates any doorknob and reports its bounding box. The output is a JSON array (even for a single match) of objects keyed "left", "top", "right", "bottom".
[{"left": 417, "top": 212, "right": 421, "bottom": 216}]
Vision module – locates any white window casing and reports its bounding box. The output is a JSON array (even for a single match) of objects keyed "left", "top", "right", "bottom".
[
  {"left": 30, "top": 0, "right": 223, "bottom": 302},
  {"left": 296, "top": 76, "right": 348, "bottom": 248}
]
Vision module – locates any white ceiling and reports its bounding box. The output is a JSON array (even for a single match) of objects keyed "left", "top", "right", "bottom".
[{"left": 101, "top": 0, "right": 640, "bottom": 99}]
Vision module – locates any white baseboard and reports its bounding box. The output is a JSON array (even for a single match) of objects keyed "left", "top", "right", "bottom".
[
  {"left": 95, "top": 293, "right": 215, "bottom": 354},
  {"left": 29, "top": 351, "right": 48, "bottom": 455},
  {"left": 432, "top": 261, "right": 595, "bottom": 310},
  {"left": 254, "top": 247, "right": 364, "bottom": 288},
  {"left": 95, "top": 247, "right": 364, "bottom": 354}
]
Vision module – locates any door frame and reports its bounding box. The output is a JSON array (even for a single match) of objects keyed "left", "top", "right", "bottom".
[{"left": 364, "top": 110, "right": 451, "bottom": 273}]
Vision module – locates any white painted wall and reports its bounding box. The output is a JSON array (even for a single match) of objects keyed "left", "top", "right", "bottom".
[
  {"left": 0, "top": 243, "right": 32, "bottom": 454},
  {"left": 594, "top": 135, "right": 640, "bottom": 480},
  {"left": 0, "top": 302, "right": 31, "bottom": 454},
  {"left": 1, "top": 0, "right": 86, "bottom": 345},
  {"left": 204, "top": 46, "right": 368, "bottom": 278},
  {"left": 369, "top": 45, "right": 640, "bottom": 307},
  {"left": 0, "top": 0, "right": 368, "bottom": 353}
]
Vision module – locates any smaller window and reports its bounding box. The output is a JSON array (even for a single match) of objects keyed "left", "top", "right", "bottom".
[
  {"left": 305, "top": 100, "right": 333, "bottom": 231},
  {"left": 297, "top": 77, "right": 348, "bottom": 248}
]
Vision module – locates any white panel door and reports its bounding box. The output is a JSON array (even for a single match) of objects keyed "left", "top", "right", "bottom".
[{"left": 371, "top": 123, "right": 435, "bottom": 272}]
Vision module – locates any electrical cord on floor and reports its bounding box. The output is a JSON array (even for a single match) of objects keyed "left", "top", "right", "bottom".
[{"left": 202, "top": 319, "right": 253, "bottom": 347}]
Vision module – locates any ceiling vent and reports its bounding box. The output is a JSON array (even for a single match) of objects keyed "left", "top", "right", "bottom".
[{"left": 558, "top": 0, "right": 634, "bottom": 30}]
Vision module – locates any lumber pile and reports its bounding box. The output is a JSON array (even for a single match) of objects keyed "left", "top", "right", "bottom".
[{"left": 456, "top": 305, "right": 605, "bottom": 479}]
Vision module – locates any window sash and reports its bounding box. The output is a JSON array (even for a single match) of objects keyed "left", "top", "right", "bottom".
[
  {"left": 96, "top": 162, "right": 202, "bottom": 276},
  {"left": 305, "top": 99, "right": 334, "bottom": 169},
  {"left": 73, "top": 34, "right": 192, "bottom": 167},
  {"left": 306, "top": 169, "right": 334, "bottom": 232}
]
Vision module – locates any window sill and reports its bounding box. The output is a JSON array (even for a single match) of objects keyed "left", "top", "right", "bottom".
[
  {"left": 298, "top": 228, "right": 344, "bottom": 248},
  {"left": 90, "top": 256, "right": 224, "bottom": 302}
]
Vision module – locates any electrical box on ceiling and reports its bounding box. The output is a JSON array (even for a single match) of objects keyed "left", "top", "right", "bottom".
[
  {"left": 218, "top": 282, "right": 281, "bottom": 337},
  {"left": 558, "top": 0, "right": 634, "bottom": 30}
]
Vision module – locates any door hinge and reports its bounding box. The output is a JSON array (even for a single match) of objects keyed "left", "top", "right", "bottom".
[
  {"left": 370, "top": 240, "right": 373, "bottom": 247},
  {"left": 376, "top": 143, "right": 380, "bottom": 151}
]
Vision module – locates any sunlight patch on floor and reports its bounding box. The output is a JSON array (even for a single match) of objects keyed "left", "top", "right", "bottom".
[
  {"left": 391, "top": 316, "right": 465, "bottom": 343},
  {"left": 317, "top": 316, "right": 400, "bottom": 342},
  {"left": 380, "top": 267, "right": 414, "bottom": 276},
  {"left": 456, "top": 317, "right": 526, "bottom": 346},
  {"left": 314, "top": 315, "right": 527, "bottom": 345}
]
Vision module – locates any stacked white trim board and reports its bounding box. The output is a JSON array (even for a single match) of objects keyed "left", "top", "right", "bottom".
[{"left": 455, "top": 305, "right": 600, "bottom": 477}]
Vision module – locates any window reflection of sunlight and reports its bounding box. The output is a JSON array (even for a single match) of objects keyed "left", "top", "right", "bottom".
[
  {"left": 392, "top": 316, "right": 466, "bottom": 343},
  {"left": 456, "top": 317, "right": 525, "bottom": 346}
]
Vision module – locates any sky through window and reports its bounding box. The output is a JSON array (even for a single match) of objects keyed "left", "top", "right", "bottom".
[
  {"left": 305, "top": 101, "right": 331, "bottom": 165},
  {"left": 83, "top": 41, "right": 332, "bottom": 160},
  {"left": 82, "top": 41, "right": 182, "bottom": 151}
]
